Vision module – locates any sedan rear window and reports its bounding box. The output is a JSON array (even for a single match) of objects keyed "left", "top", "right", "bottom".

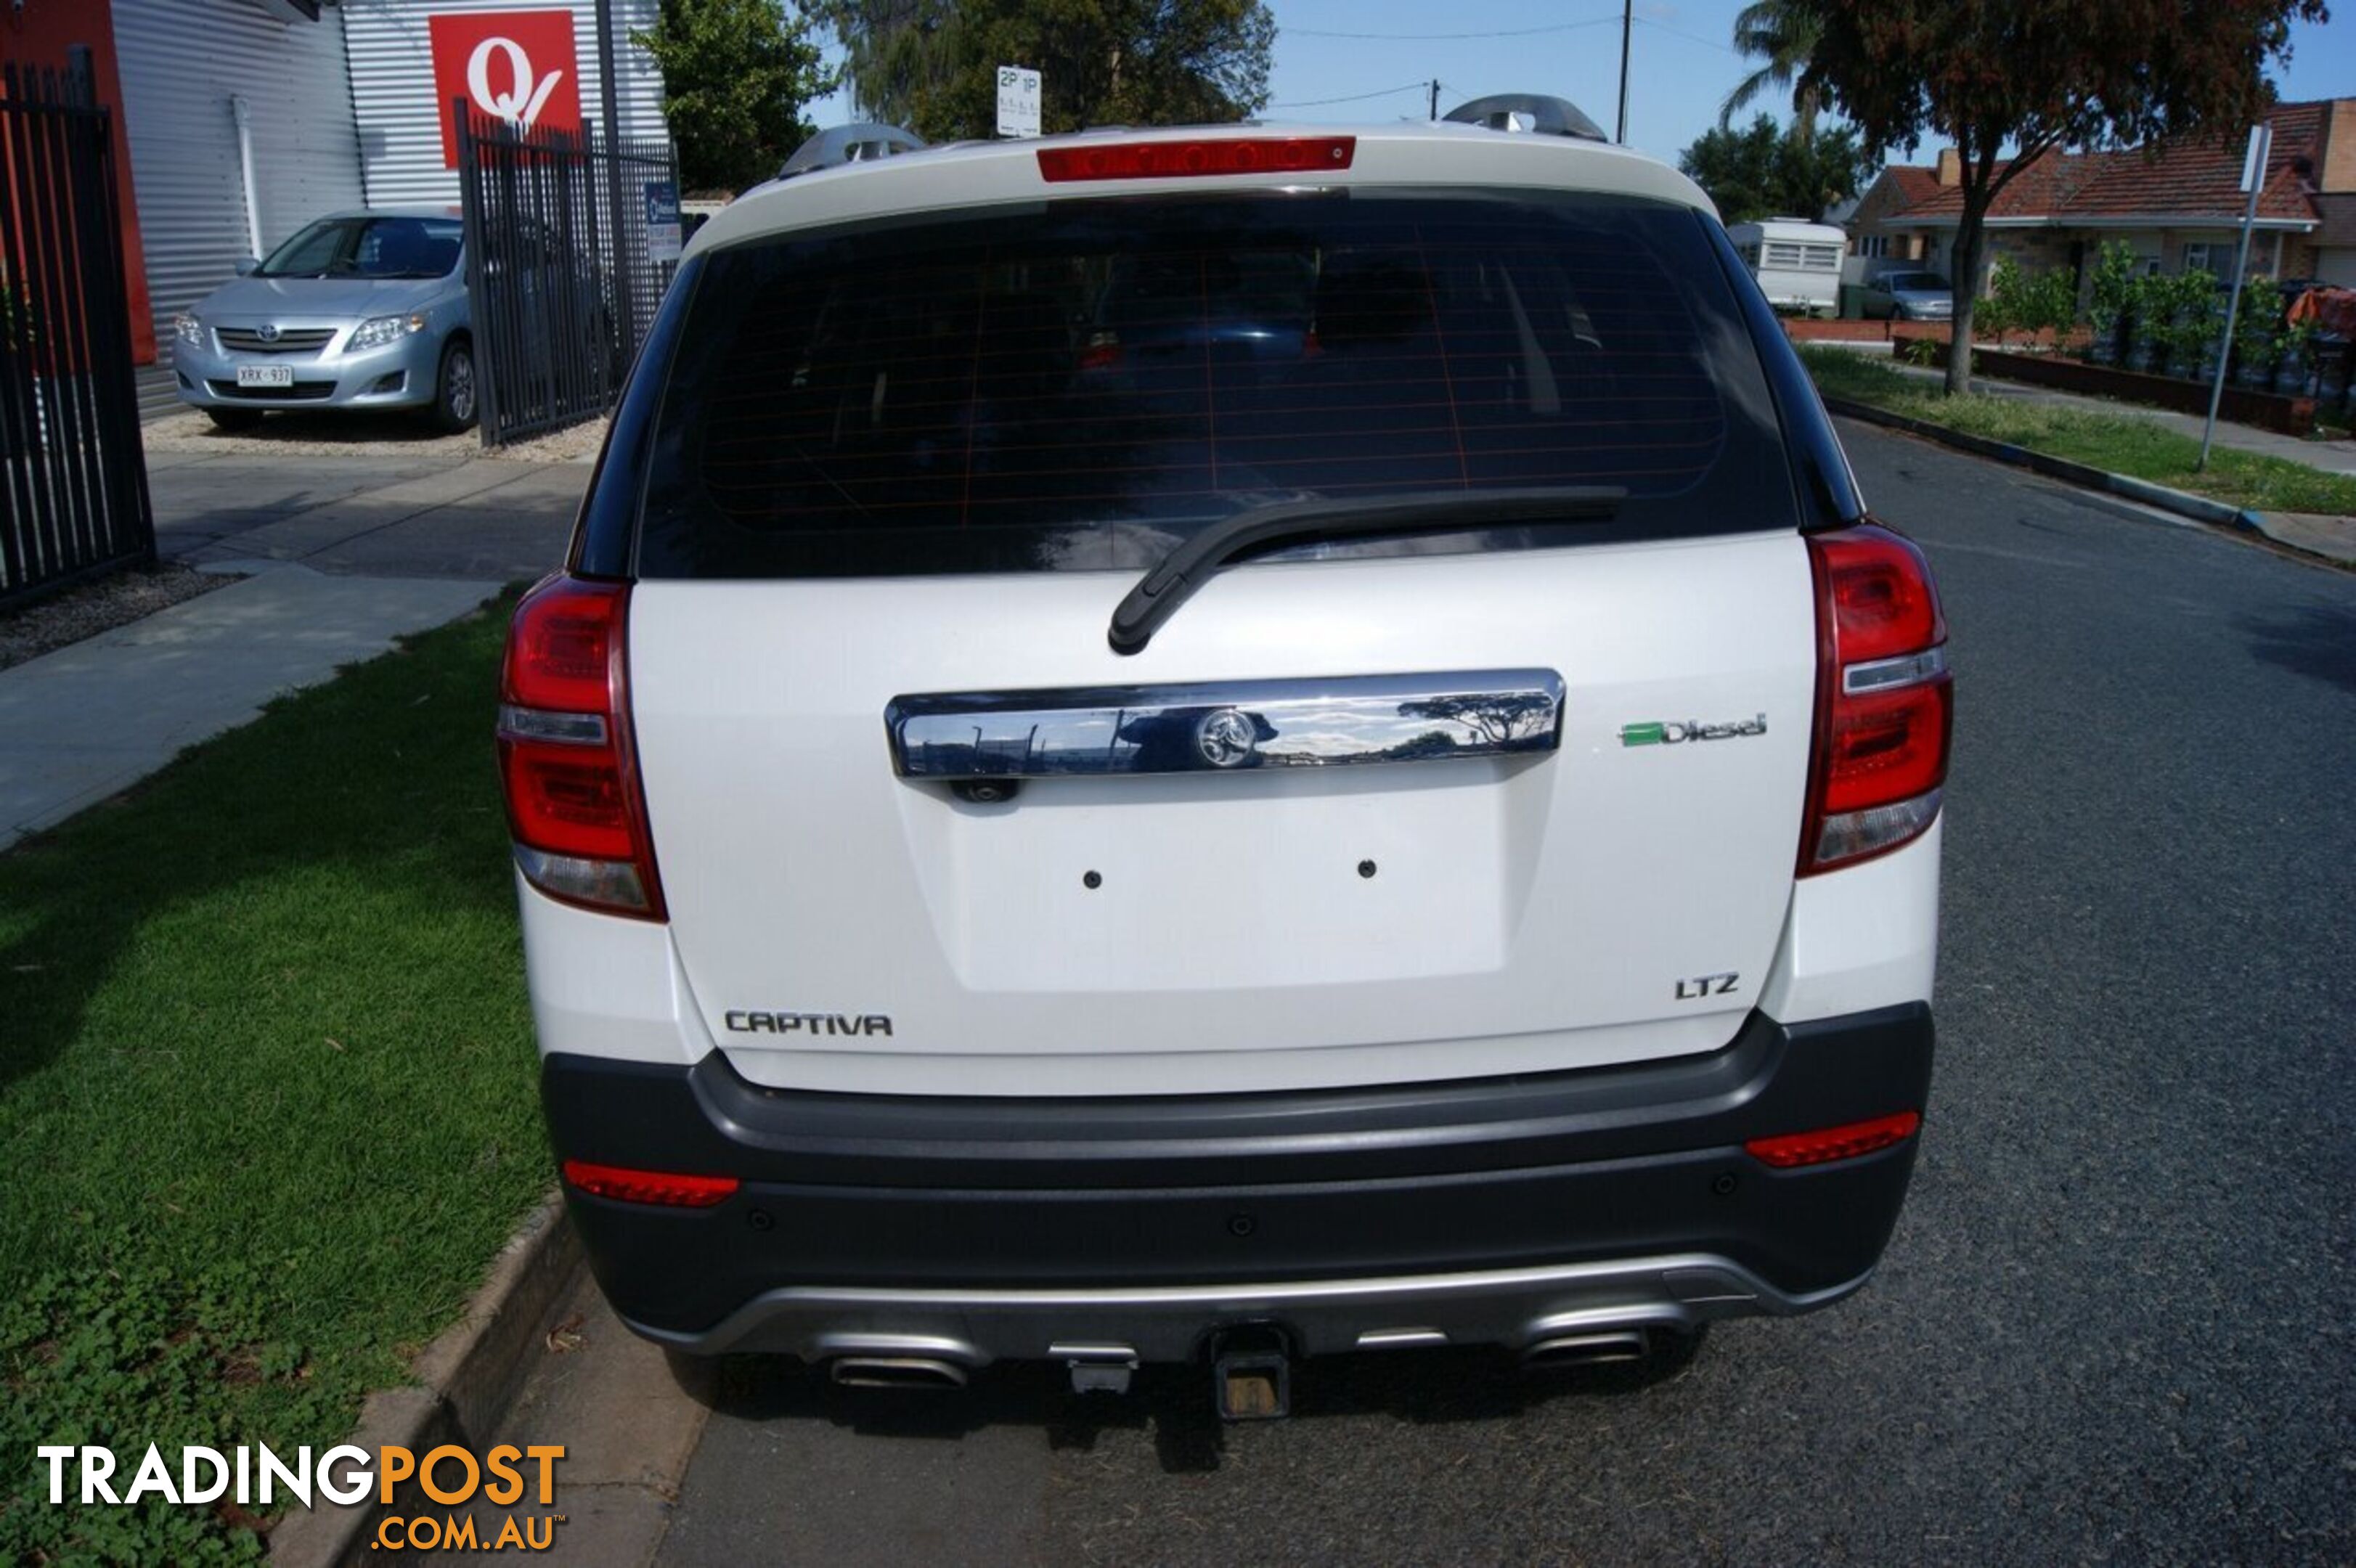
[{"left": 635, "top": 189, "right": 1796, "bottom": 577}]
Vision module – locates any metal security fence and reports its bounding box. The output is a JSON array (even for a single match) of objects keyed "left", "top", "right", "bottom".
[
  {"left": 0, "top": 54, "right": 155, "bottom": 608},
  {"left": 455, "top": 106, "right": 679, "bottom": 446}
]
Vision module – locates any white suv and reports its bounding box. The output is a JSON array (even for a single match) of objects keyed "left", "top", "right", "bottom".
[{"left": 500, "top": 104, "right": 1949, "bottom": 1412}]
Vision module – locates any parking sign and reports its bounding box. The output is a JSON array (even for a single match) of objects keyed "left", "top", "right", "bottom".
[
  {"left": 996, "top": 66, "right": 1042, "bottom": 139},
  {"left": 643, "top": 180, "right": 681, "bottom": 264}
]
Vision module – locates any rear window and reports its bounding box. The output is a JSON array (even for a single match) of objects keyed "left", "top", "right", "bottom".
[{"left": 636, "top": 189, "right": 1796, "bottom": 578}]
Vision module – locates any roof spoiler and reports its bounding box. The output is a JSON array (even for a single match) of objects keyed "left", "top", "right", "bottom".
[{"left": 1442, "top": 94, "right": 1607, "bottom": 144}]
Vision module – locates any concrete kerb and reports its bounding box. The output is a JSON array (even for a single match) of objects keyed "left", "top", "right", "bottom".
[
  {"left": 266, "top": 1197, "right": 583, "bottom": 1568},
  {"left": 1819, "top": 395, "right": 2352, "bottom": 567}
]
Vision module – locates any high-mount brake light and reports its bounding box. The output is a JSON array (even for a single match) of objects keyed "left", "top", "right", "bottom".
[
  {"left": 497, "top": 576, "right": 668, "bottom": 919},
  {"left": 562, "top": 1159, "right": 738, "bottom": 1207},
  {"left": 1745, "top": 1111, "right": 1922, "bottom": 1169},
  {"left": 1799, "top": 525, "right": 1952, "bottom": 874},
  {"left": 1037, "top": 136, "right": 1356, "bottom": 183}
]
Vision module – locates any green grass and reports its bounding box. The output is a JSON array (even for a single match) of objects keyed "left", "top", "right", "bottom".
[
  {"left": 1798, "top": 346, "right": 2356, "bottom": 518},
  {"left": 0, "top": 594, "right": 545, "bottom": 1564}
]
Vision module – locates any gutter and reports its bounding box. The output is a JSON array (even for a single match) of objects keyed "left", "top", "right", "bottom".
[{"left": 1822, "top": 396, "right": 2349, "bottom": 571}]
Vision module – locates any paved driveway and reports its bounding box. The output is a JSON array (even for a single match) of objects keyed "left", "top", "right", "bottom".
[
  {"left": 478, "top": 421, "right": 2356, "bottom": 1566},
  {"left": 147, "top": 449, "right": 586, "bottom": 581}
]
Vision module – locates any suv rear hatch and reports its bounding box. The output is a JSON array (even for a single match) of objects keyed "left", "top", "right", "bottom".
[{"left": 614, "top": 143, "right": 1819, "bottom": 1095}]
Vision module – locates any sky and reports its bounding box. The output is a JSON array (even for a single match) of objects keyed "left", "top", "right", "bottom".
[{"left": 804, "top": 1, "right": 2354, "bottom": 171}]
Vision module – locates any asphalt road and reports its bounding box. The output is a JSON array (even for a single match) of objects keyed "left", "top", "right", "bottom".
[{"left": 611, "top": 422, "right": 2356, "bottom": 1565}]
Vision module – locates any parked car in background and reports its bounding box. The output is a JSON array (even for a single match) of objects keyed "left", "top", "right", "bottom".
[
  {"left": 1862, "top": 270, "right": 1955, "bottom": 322},
  {"left": 1727, "top": 219, "right": 1846, "bottom": 317},
  {"left": 170, "top": 209, "right": 476, "bottom": 433}
]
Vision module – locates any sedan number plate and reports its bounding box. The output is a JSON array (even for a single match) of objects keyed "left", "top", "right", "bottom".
[{"left": 235, "top": 364, "right": 294, "bottom": 389}]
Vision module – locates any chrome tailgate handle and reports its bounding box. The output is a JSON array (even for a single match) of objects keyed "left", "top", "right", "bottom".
[{"left": 886, "top": 671, "right": 1564, "bottom": 779}]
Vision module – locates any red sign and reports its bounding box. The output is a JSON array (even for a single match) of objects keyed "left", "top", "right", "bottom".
[{"left": 430, "top": 9, "right": 585, "bottom": 168}]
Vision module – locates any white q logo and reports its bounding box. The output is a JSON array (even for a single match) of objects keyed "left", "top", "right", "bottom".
[{"left": 467, "top": 36, "right": 564, "bottom": 129}]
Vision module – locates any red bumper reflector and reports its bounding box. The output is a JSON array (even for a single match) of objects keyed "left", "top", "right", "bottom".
[
  {"left": 562, "top": 1159, "right": 739, "bottom": 1207},
  {"left": 1745, "top": 1111, "right": 1922, "bottom": 1169},
  {"left": 1038, "top": 136, "right": 1356, "bottom": 182}
]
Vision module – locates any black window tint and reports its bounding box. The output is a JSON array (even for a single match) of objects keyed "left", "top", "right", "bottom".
[{"left": 637, "top": 190, "right": 1795, "bottom": 578}]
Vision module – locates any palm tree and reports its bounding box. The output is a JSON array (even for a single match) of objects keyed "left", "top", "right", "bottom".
[{"left": 1721, "top": 0, "right": 1825, "bottom": 139}]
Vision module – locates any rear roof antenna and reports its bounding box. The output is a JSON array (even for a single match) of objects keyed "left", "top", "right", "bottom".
[{"left": 1440, "top": 94, "right": 1607, "bottom": 144}]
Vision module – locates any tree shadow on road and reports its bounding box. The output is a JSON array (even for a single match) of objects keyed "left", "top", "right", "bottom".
[
  {"left": 2239, "top": 600, "right": 2356, "bottom": 695},
  {"left": 696, "top": 1332, "right": 1708, "bottom": 1476}
]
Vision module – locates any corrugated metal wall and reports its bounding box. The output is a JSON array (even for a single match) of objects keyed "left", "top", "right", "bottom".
[
  {"left": 341, "top": 0, "right": 668, "bottom": 208},
  {"left": 111, "top": 0, "right": 366, "bottom": 411}
]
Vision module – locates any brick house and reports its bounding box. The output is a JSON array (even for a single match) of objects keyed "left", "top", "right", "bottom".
[{"left": 1848, "top": 97, "right": 2356, "bottom": 296}]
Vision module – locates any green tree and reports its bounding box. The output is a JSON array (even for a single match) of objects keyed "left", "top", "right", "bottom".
[
  {"left": 819, "top": 0, "right": 1275, "bottom": 142},
  {"left": 1721, "top": 0, "right": 1825, "bottom": 139},
  {"left": 1795, "top": 0, "right": 2328, "bottom": 394},
  {"left": 820, "top": 0, "right": 955, "bottom": 125},
  {"left": 1678, "top": 115, "right": 1867, "bottom": 224},
  {"left": 634, "top": 0, "right": 837, "bottom": 192}
]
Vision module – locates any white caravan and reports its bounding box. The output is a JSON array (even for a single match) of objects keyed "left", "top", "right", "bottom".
[{"left": 1728, "top": 218, "right": 1848, "bottom": 316}]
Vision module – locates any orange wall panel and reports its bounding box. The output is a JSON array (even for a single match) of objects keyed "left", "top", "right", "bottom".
[{"left": 1, "top": 1, "right": 157, "bottom": 364}]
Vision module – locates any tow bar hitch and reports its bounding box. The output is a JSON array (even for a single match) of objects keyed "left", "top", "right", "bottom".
[{"left": 1210, "top": 1326, "right": 1292, "bottom": 1421}]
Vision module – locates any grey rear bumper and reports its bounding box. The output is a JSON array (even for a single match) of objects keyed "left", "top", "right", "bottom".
[
  {"left": 547, "top": 1003, "right": 1933, "bottom": 1363},
  {"left": 624, "top": 1252, "right": 1869, "bottom": 1365}
]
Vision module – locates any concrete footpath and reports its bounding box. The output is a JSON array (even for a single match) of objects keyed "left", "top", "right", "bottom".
[
  {"left": 0, "top": 564, "right": 498, "bottom": 849},
  {"left": 4, "top": 446, "right": 584, "bottom": 850}
]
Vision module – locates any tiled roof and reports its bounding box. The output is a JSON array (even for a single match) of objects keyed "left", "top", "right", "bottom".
[
  {"left": 1881, "top": 166, "right": 1945, "bottom": 208},
  {"left": 1864, "top": 99, "right": 2334, "bottom": 227}
]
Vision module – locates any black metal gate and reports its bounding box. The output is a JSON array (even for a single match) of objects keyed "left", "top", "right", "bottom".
[
  {"left": 0, "top": 53, "right": 155, "bottom": 608},
  {"left": 455, "top": 106, "right": 680, "bottom": 446}
]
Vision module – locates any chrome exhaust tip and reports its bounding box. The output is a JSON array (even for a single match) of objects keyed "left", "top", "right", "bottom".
[
  {"left": 1520, "top": 1328, "right": 1651, "bottom": 1371},
  {"left": 829, "top": 1356, "right": 970, "bottom": 1390}
]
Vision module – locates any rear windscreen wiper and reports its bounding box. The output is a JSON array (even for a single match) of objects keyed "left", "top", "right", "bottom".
[{"left": 1106, "top": 486, "right": 1626, "bottom": 655}]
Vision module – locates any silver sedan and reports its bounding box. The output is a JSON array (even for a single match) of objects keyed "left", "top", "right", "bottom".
[
  {"left": 171, "top": 208, "right": 476, "bottom": 433},
  {"left": 1862, "top": 270, "right": 1955, "bottom": 322}
]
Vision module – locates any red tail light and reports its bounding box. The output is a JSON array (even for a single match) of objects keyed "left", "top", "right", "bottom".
[
  {"left": 1746, "top": 1111, "right": 1922, "bottom": 1169},
  {"left": 1038, "top": 136, "right": 1356, "bottom": 183},
  {"left": 497, "top": 576, "right": 667, "bottom": 919},
  {"left": 562, "top": 1159, "right": 738, "bottom": 1207},
  {"left": 1800, "top": 526, "right": 1952, "bottom": 873}
]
